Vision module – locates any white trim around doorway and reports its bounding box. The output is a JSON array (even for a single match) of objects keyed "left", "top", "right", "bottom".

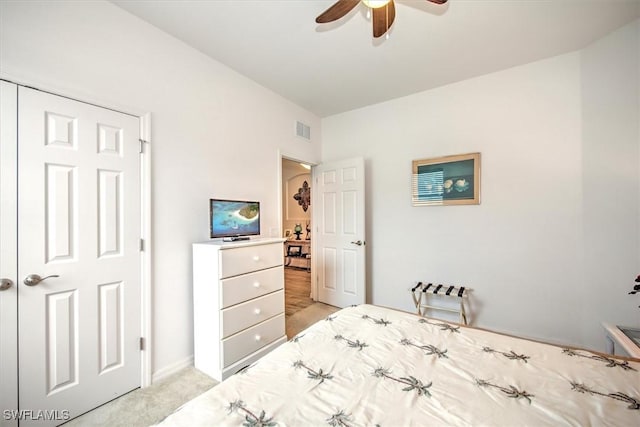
[{"left": 140, "top": 113, "right": 153, "bottom": 387}]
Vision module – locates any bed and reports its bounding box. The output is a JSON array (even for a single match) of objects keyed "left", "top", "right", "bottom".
[{"left": 158, "top": 304, "right": 639, "bottom": 426}]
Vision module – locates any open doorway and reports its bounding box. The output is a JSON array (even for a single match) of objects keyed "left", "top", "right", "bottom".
[
  {"left": 280, "top": 157, "right": 342, "bottom": 338},
  {"left": 281, "top": 159, "right": 313, "bottom": 316}
]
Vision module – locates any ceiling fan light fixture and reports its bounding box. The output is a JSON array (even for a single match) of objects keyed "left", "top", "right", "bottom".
[
  {"left": 315, "top": 0, "right": 446, "bottom": 39},
  {"left": 362, "top": 0, "right": 391, "bottom": 9}
]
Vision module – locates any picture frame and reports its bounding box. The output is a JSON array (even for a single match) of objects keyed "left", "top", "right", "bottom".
[
  {"left": 286, "top": 245, "right": 302, "bottom": 257},
  {"left": 412, "top": 152, "right": 480, "bottom": 206},
  {"left": 284, "top": 229, "right": 292, "bottom": 238}
]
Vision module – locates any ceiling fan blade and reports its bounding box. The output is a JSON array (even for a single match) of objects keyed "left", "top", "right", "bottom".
[
  {"left": 426, "top": 0, "right": 448, "bottom": 4},
  {"left": 372, "top": 0, "right": 396, "bottom": 38},
  {"left": 316, "top": 0, "right": 360, "bottom": 24}
]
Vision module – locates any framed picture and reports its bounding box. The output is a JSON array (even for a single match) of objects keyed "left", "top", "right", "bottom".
[
  {"left": 284, "top": 229, "right": 292, "bottom": 238},
  {"left": 286, "top": 245, "right": 302, "bottom": 257},
  {"left": 412, "top": 152, "right": 480, "bottom": 206}
]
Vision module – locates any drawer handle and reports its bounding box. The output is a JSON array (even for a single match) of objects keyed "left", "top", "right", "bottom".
[
  {"left": 253, "top": 282, "right": 261, "bottom": 288},
  {"left": 252, "top": 255, "right": 260, "bottom": 262},
  {"left": 254, "top": 334, "right": 262, "bottom": 341},
  {"left": 254, "top": 308, "right": 261, "bottom": 315}
]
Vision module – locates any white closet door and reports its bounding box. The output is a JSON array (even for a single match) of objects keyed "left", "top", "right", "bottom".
[
  {"left": 0, "top": 80, "right": 19, "bottom": 427},
  {"left": 17, "top": 87, "right": 141, "bottom": 425}
]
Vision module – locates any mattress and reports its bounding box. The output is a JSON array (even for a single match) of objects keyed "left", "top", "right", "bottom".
[{"left": 157, "top": 304, "right": 639, "bottom": 426}]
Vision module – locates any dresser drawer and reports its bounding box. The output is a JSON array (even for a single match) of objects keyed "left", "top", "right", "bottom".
[
  {"left": 221, "top": 290, "right": 284, "bottom": 338},
  {"left": 220, "top": 243, "right": 283, "bottom": 278},
  {"left": 221, "top": 314, "right": 285, "bottom": 368},
  {"left": 220, "top": 266, "right": 283, "bottom": 308}
]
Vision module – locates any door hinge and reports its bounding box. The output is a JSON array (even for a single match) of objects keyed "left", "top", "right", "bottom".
[
  {"left": 139, "top": 139, "right": 149, "bottom": 153},
  {"left": 139, "top": 337, "right": 145, "bottom": 351},
  {"left": 139, "top": 238, "right": 144, "bottom": 251}
]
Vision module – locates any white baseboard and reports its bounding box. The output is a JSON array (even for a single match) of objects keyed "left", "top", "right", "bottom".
[{"left": 151, "top": 355, "right": 194, "bottom": 384}]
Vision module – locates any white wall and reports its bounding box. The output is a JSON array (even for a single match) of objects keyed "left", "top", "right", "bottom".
[
  {"left": 0, "top": 1, "right": 320, "bottom": 377},
  {"left": 580, "top": 20, "right": 640, "bottom": 347},
  {"left": 322, "top": 21, "right": 640, "bottom": 351},
  {"left": 2, "top": 1, "right": 637, "bottom": 376}
]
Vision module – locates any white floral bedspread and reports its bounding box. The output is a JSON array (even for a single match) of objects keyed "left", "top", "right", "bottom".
[{"left": 157, "top": 304, "right": 639, "bottom": 426}]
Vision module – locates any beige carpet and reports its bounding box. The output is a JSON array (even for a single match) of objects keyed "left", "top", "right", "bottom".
[
  {"left": 286, "top": 302, "right": 340, "bottom": 339},
  {"left": 63, "top": 368, "right": 216, "bottom": 427},
  {"left": 65, "top": 302, "right": 339, "bottom": 426}
]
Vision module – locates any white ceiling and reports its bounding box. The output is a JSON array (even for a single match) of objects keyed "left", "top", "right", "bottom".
[{"left": 111, "top": 0, "right": 640, "bottom": 117}]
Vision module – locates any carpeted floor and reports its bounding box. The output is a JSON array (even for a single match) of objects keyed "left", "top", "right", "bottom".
[
  {"left": 66, "top": 302, "right": 339, "bottom": 426},
  {"left": 66, "top": 270, "right": 338, "bottom": 426},
  {"left": 65, "top": 302, "right": 339, "bottom": 427},
  {"left": 286, "top": 302, "right": 340, "bottom": 339},
  {"left": 64, "top": 367, "right": 216, "bottom": 426}
]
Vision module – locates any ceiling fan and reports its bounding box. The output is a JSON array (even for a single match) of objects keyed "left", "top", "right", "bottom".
[{"left": 316, "top": 0, "right": 448, "bottom": 39}]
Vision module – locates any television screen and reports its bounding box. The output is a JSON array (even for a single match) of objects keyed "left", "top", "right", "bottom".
[{"left": 210, "top": 199, "right": 260, "bottom": 238}]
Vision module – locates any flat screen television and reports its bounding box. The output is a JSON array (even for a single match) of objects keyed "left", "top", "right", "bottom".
[{"left": 209, "top": 199, "right": 260, "bottom": 239}]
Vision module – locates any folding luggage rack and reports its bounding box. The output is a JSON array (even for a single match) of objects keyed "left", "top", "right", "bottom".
[{"left": 411, "top": 282, "right": 471, "bottom": 325}]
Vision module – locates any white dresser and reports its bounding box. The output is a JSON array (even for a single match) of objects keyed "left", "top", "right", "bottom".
[{"left": 193, "top": 238, "right": 287, "bottom": 381}]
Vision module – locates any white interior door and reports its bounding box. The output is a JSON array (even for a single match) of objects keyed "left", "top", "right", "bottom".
[
  {"left": 17, "top": 86, "right": 142, "bottom": 425},
  {"left": 0, "top": 81, "right": 19, "bottom": 427},
  {"left": 314, "top": 157, "right": 366, "bottom": 307}
]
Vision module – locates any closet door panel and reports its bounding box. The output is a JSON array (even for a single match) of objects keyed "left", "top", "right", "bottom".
[{"left": 0, "top": 80, "right": 18, "bottom": 427}]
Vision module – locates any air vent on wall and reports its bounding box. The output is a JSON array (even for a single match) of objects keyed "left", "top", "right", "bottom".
[{"left": 295, "top": 121, "right": 311, "bottom": 140}]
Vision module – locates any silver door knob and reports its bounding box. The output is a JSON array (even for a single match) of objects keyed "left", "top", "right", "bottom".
[
  {"left": 24, "top": 274, "right": 59, "bottom": 287},
  {"left": 350, "top": 240, "right": 364, "bottom": 246},
  {"left": 0, "top": 278, "right": 13, "bottom": 291}
]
